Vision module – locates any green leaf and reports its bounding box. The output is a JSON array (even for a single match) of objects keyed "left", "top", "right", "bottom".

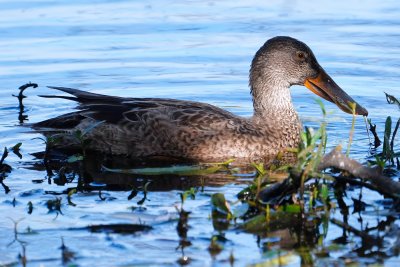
[
  {"left": 251, "top": 162, "right": 266, "bottom": 176},
  {"left": 320, "top": 184, "right": 329, "bottom": 203},
  {"left": 374, "top": 156, "right": 386, "bottom": 168},
  {"left": 182, "top": 187, "right": 197, "bottom": 202},
  {"left": 211, "top": 193, "right": 231, "bottom": 216},
  {"left": 315, "top": 99, "right": 326, "bottom": 116},
  {"left": 281, "top": 204, "right": 301, "bottom": 213},
  {"left": 102, "top": 163, "right": 225, "bottom": 176},
  {"left": 310, "top": 127, "right": 322, "bottom": 145},
  {"left": 383, "top": 116, "right": 392, "bottom": 160}
]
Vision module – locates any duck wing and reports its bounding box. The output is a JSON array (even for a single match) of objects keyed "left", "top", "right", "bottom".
[
  {"left": 35, "top": 86, "right": 244, "bottom": 131},
  {"left": 39, "top": 86, "right": 126, "bottom": 104}
]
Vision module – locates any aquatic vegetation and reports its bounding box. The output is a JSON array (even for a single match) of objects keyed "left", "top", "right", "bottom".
[
  {"left": 4, "top": 84, "right": 400, "bottom": 266},
  {"left": 199, "top": 96, "right": 400, "bottom": 264},
  {"left": 367, "top": 93, "right": 400, "bottom": 169},
  {"left": 179, "top": 187, "right": 198, "bottom": 206}
]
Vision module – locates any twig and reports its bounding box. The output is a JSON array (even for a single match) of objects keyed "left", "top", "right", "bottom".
[
  {"left": 368, "top": 120, "right": 382, "bottom": 148},
  {"left": 259, "top": 145, "right": 400, "bottom": 202},
  {"left": 12, "top": 82, "right": 38, "bottom": 124},
  {"left": 13, "top": 82, "right": 38, "bottom": 101},
  {"left": 319, "top": 145, "right": 400, "bottom": 198},
  {"left": 385, "top": 92, "right": 400, "bottom": 108},
  {"left": 364, "top": 116, "right": 372, "bottom": 147}
]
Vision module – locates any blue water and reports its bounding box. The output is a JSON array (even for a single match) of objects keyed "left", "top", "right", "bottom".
[{"left": 1, "top": 0, "right": 400, "bottom": 266}]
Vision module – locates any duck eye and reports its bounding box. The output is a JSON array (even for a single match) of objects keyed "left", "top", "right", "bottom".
[{"left": 296, "top": 51, "right": 305, "bottom": 59}]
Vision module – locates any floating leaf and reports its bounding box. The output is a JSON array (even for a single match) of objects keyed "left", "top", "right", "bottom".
[{"left": 102, "top": 163, "right": 224, "bottom": 176}]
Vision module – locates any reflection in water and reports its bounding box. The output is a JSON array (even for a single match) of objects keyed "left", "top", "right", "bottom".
[
  {"left": 11, "top": 128, "right": 400, "bottom": 266},
  {"left": 176, "top": 207, "right": 192, "bottom": 265},
  {"left": 30, "top": 149, "right": 244, "bottom": 192}
]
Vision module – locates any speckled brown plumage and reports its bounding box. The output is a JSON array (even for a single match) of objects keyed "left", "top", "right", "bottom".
[{"left": 33, "top": 36, "right": 368, "bottom": 164}]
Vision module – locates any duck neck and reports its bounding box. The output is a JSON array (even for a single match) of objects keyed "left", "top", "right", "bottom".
[{"left": 250, "top": 79, "right": 298, "bottom": 124}]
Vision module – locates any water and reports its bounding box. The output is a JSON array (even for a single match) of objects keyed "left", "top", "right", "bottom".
[{"left": 1, "top": 0, "right": 400, "bottom": 266}]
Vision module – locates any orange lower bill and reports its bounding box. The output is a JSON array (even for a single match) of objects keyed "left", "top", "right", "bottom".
[{"left": 304, "top": 69, "right": 368, "bottom": 116}]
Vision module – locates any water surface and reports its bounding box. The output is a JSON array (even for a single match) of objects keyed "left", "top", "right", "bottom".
[{"left": 1, "top": 0, "right": 400, "bottom": 266}]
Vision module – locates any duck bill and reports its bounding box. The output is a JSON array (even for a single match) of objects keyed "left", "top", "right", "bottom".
[{"left": 304, "top": 69, "right": 368, "bottom": 116}]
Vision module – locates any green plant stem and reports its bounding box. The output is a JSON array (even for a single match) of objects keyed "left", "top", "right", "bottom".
[{"left": 346, "top": 102, "right": 357, "bottom": 157}]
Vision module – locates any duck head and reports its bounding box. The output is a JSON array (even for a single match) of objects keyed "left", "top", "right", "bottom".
[{"left": 250, "top": 36, "right": 368, "bottom": 116}]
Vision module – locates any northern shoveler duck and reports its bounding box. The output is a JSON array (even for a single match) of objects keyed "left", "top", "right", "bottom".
[{"left": 34, "top": 36, "right": 368, "bottom": 164}]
